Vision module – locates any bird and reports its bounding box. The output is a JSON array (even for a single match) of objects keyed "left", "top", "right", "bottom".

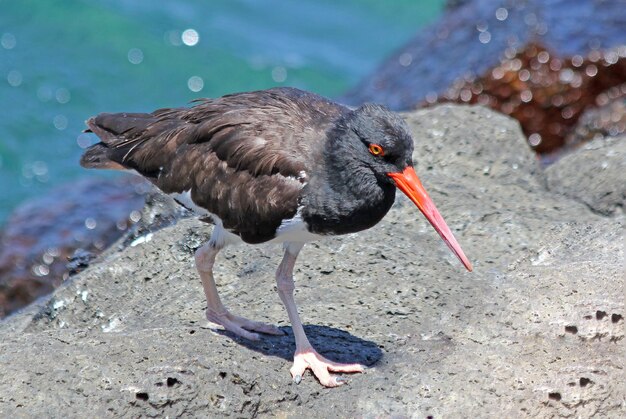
[{"left": 80, "top": 87, "right": 472, "bottom": 387}]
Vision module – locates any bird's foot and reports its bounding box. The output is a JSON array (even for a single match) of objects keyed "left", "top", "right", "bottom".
[
  {"left": 206, "top": 308, "right": 284, "bottom": 340},
  {"left": 290, "top": 347, "right": 365, "bottom": 387}
]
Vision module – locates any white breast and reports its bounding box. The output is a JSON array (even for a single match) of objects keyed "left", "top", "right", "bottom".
[
  {"left": 171, "top": 191, "right": 321, "bottom": 246},
  {"left": 272, "top": 206, "right": 322, "bottom": 244}
]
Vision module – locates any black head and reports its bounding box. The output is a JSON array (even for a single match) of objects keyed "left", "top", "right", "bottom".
[
  {"left": 340, "top": 103, "right": 414, "bottom": 182},
  {"left": 327, "top": 103, "right": 473, "bottom": 272}
]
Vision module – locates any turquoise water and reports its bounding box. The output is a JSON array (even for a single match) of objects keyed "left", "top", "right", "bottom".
[{"left": 0, "top": 0, "right": 444, "bottom": 224}]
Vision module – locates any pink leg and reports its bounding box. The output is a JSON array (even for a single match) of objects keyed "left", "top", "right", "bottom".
[
  {"left": 195, "top": 242, "right": 284, "bottom": 340},
  {"left": 276, "top": 243, "right": 364, "bottom": 387}
]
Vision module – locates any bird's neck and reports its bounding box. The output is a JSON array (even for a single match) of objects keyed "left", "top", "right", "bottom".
[{"left": 301, "top": 136, "right": 396, "bottom": 235}]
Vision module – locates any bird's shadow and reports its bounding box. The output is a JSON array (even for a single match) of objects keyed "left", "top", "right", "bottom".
[{"left": 215, "top": 325, "right": 383, "bottom": 367}]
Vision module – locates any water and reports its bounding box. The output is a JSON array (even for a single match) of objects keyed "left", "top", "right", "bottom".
[{"left": 0, "top": 0, "right": 444, "bottom": 224}]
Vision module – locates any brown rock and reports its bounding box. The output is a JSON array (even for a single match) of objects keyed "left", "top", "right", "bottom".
[
  {"left": 0, "top": 176, "right": 146, "bottom": 318},
  {"left": 341, "top": 0, "right": 626, "bottom": 155},
  {"left": 438, "top": 43, "right": 625, "bottom": 154}
]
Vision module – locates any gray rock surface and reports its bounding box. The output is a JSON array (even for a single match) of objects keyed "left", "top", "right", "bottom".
[
  {"left": 1, "top": 105, "right": 623, "bottom": 418},
  {"left": 545, "top": 136, "right": 626, "bottom": 216}
]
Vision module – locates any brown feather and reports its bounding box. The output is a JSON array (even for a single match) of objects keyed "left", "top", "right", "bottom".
[{"left": 81, "top": 87, "right": 348, "bottom": 243}]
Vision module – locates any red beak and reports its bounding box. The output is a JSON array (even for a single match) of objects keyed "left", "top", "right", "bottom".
[{"left": 388, "top": 166, "right": 473, "bottom": 272}]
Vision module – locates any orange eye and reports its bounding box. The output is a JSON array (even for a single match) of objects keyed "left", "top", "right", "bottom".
[{"left": 369, "top": 144, "right": 385, "bottom": 156}]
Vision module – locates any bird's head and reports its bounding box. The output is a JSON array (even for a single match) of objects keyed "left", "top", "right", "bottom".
[{"left": 342, "top": 104, "right": 473, "bottom": 272}]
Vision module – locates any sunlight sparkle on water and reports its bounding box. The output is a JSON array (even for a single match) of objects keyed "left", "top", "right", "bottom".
[
  {"left": 56, "top": 88, "right": 71, "bottom": 104},
  {"left": 85, "top": 218, "right": 97, "bottom": 230},
  {"left": 54, "top": 115, "right": 68, "bottom": 130},
  {"left": 127, "top": 48, "right": 144, "bottom": 64},
  {"left": 585, "top": 64, "right": 598, "bottom": 77},
  {"left": 398, "top": 53, "right": 413, "bottom": 67},
  {"left": 32, "top": 161, "right": 48, "bottom": 177},
  {"left": 537, "top": 51, "right": 550, "bottom": 64},
  {"left": 271, "top": 66, "right": 287, "bottom": 82},
  {"left": 495, "top": 8, "right": 508, "bottom": 21},
  {"left": 1, "top": 33, "right": 16, "bottom": 49},
  {"left": 7, "top": 70, "right": 22, "bottom": 87},
  {"left": 528, "top": 133, "right": 542, "bottom": 146},
  {"left": 130, "top": 210, "right": 141, "bottom": 223},
  {"left": 187, "top": 76, "right": 204, "bottom": 92},
  {"left": 182, "top": 29, "right": 199, "bottom": 46},
  {"left": 76, "top": 133, "right": 93, "bottom": 149}
]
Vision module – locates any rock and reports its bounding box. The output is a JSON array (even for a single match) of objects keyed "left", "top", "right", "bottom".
[
  {"left": 545, "top": 136, "right": 626, "bottom": 216},
  {"left": 0, "top": 105, "right": 623, "bottom": 417},
  {"left": 436, "top": 43, "right": 626, "bottom": 156},
  {"left": 66, "top": 249, "right": 96, "bottom": 276},
  {"left": 566, "top": 92, "right": 626, "bottom": 149},
  {"left": 119, "top": 188, "right": 191, "bottom": 250},
  {"left": 341, "top": 0, "right": 626, "bottom": 155},
  {"left": 0, "top": 176, "right": 146, "bottom": 318}
]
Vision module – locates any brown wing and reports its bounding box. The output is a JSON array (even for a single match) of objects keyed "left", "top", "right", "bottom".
[{"left": 81, "top": 87, "right": 347, "bottom": 243}]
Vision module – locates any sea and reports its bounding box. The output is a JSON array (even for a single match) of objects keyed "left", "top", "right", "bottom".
[{"left": 0, "top": 0, "right": 444, "bottom": 225}]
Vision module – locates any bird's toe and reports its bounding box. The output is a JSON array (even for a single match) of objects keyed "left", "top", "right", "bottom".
[
  {"left": 235, "top": 316, "right": 285, "bottom": 336},
  {"left": 290, "top": 348, "right": 362, "bottom": 387},
  {"left": 221, "top": 319, "right": 261, "bottom": 341},
  {"left": 206, "top": 308, "right": 281, "bottom": 340}
]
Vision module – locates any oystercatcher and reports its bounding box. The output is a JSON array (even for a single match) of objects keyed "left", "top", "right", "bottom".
[{"left": 81, "top": 87, "right": 472, "bottom": 387}]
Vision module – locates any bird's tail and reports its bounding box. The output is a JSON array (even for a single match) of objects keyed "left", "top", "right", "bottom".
[
  {"left": 80, "top": 142, "right": 125, "bottom": 170},
  {"left": 80, "top": 113, "right": 157, "bottom": 171}
]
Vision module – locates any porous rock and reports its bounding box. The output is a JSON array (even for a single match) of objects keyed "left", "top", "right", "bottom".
[
  {"left": 0, "top": 105, "right": 623, "bottom": 418},
  {"left": 545, "top": 135, "right": 626, "bottom": 216}
]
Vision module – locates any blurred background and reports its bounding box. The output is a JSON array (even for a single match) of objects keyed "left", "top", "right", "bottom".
[{"left": 0, "top": 0, "right": 444, "bottom": 224}]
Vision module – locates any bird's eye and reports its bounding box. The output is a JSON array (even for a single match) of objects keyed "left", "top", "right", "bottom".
[{"left": 368, "top": 144, "right": 385, "bottom": 156}]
